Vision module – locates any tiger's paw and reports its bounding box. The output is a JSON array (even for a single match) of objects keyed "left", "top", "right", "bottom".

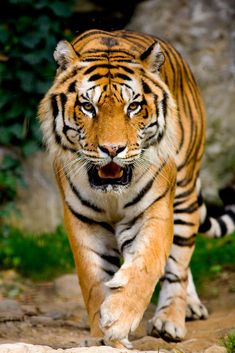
[
  {"left": 99, "top": 292, "right": 142, "bottom": 348},
  {"left": 186, "top": 296, "right": 208, "bottom": 321},
  {"left": 147, "top": 313, "right": 186, "bottom": 342}
]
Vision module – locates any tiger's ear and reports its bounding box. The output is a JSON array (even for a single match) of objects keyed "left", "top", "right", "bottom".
[
  {"left": 140, "top": 42, "right": 165, "bottom": 73},
  {"left": 54, "top": 40, "right": 78, "bottom": 71}
]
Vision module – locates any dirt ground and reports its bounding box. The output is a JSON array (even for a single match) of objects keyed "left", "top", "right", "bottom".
[{"left": 0, "top": 270, "right": 234, "bottom": 353}]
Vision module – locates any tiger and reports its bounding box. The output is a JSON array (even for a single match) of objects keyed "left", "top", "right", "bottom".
[{"left": 38, "top": 29, "right": 235, "bottom": 348}]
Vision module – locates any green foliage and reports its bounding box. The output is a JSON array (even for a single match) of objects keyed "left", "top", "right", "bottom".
[
  {"left": 221, "top": 332, "right": 235, "bottom": 353},
  {"left": 0, "top": 155, "right": 23, "bottom": 218},
  {"left": 0, "top": 225, "right": 74, "bottom": 280},
  {"left": 191, "top": 233, "right": 235, "bottom": 289},
  {"left": 0, "top": 0, "right": 75, "bottom": 218}
]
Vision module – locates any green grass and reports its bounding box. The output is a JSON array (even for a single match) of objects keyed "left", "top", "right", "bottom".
[
  {"left": 191, "top": 232, "right": 235, "bottom": 290},
  {"left": 221, "top": 332, "right": 235, "bottom": 353},
  {"left": 0, "top": 224, "right": 74, "bottom": 280}
]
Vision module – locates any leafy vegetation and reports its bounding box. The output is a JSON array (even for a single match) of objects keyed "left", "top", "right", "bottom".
[
  {"left": 0, "top": 225, "right": 74, "bottom": 280},
  {"left": 191, "top": 233, "right": 235, "bottom": 290},
  {"left": 0, "top": 0, "right": 75, "bottom": 218},
  {"left": 221, "top": 332, "right": 235, "bottom": 353}
]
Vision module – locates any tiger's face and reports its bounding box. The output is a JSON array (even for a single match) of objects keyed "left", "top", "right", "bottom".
[{"left": 39, "top": 39, "right": 177, "bottom": 191}]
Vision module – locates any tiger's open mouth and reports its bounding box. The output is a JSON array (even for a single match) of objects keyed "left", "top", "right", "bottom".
[{"left": 88, "top": 162, "right": 132, "bottom": 188}]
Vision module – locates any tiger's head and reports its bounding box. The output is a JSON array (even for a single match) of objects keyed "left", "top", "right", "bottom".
[{"left": 39, "top": 30, "right": 178, "bottom": 191}]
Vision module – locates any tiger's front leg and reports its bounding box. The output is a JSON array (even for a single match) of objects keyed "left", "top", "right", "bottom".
[
  {"left": 64, "top": 204, "right": 120, "bottom": 339},
  {"left": 99, "top": 189, "right": 175, "bottom": 347}
]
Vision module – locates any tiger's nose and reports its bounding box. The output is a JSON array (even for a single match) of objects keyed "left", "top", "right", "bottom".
[{"left": 98, "top": 144, "right": 127, "bottom": 157}]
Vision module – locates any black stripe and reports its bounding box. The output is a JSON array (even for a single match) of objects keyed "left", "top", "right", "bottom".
[
  {"left": 120, "top": 234, "right": 138, "bottom": 253},
  {"left": 114, "top": 73, "right": 131, "bottom": 81},
  {"left": 58, "top": 67, "right": 80, "bottom": 85},
  {"left": 124, "top": 176, "right": 155, "bottom": 208},
  {"left": 81, "top": 58, "right": 103, "bottom": 62},
  {"left": 174, "top": 200, "right": 198, "bottom": 214},
  {"left": 142, "top": 80, "right": 152, "bottom": 94},
  {"left": 88, "top": 73, "right": 109, "bottom": 82},
  {"left": 51, "top": 94, "right": 59, "bottom": 119},
  {"left": 217, "top": 218, "right": 227, "bottom": 236},
  {"left": 67, "top": 203, "right": 113, "bottom": 233},
  {"left": 169, "top": 255, "right": 179, "bottom": 263},
  {"left": 147, "top": 121, "right": 158, "bottom": 129},
  {"left": 145, "top": 132, "right": 164, "bottom": 144},
  {"left": 102, "top": 268, "right": 115, "bottom": 276},
  {"left": 51, "top": 95, "right": 62, "bottom": 145},
  {"left": 84, "top": 64, "right": 113, "bottom": 75},
  {"left": 198, "top": 216, "right": 211, "bottom": 233},
  {"left": 87, "top": 247, "right": 120, "bottom": 268},
  {"left": 59, "top": 93, "right": 79, "bottom": 145},
  {"left": 100, "top": 254, "right": 120, "bottom": 268},
  {"left": 226, "top": 209, "right": 235, "bottom": 224},
  {"left": 140, "top": 42, "right": 156, "bottom": 61},
  {"left": 51, "top": 94, "right": 74, "bottom": 150},
  {"left": 60, "top": 92, "right": 67, "bottom": 111},
  {"left": 161, "top": 275, "right": 186, "bottom": 284},
  {"left": 162, "top": 92, "right": 168, "bottom": 117},
  {"left": 119, "top": 65, "right": 134, "bottom": 74},
  {"left": 68, "top": 81, "right": 76, "bottom": 93},
  {"left": 67, "top": 176, "right": 103, "bottom": 213},
  {"left": 198, "top": 193, "right": 203, "bottom": 206},
  {"left": 84, "top": 48, "right": 135, "bottom": 58},
  {"left": 174, "top": 219, "right": 195, "bottom": 226},
  {"left": 177, "top": 177, "right": 194, "bottom": 188},
  {"left": 163, "top": 271, "right": 182, "bottom": 283},
  {"left": 173, "top": 234, "right": 196, "bottom": 247},
  {"left": 175, "top": 179, "right": 197, "bottom": 199}
]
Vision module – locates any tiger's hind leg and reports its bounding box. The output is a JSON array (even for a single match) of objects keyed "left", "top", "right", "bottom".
[
  {"left": 186, "top": 268, "right": 208, "bottom": 320},
  {"left": 148, "top": 190, "right": 200, "bottom": 341}
]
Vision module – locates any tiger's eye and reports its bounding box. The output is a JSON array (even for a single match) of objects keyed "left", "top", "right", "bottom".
[
  {"left": 81, "top": 102, "right": 96, "bottom": 117},
  {"left": 127, "top": 102, "right": 142, "bottom": 117},
  {"left": 128, "top": 102, "right": 139, "bottom": 111},
  {"left": 83, "top": 102, "right": 94, "bottom": 111}
]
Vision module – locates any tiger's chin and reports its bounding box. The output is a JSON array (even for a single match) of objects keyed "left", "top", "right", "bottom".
[{"left": 87, "top": 162, "right": 133, "bottom": 191}]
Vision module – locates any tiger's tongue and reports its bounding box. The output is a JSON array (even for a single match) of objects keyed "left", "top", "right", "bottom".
[{"left": 98, "top": 162, "right": 123, "bottom": 179}]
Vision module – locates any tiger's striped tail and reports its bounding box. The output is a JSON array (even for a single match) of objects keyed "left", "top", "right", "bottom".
[{"left": 198, "top": 186, "right": 235, "bottom": 238}]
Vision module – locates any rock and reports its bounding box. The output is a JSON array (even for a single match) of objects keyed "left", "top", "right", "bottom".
[
  {"left": 0, "top": 299, "right": 24, "bottom": 322},
  {"left": 128, "top": 0, "right": 235, "bottom": 203},
  {"left": 8, "top": 151, "right": 63, "bottom": 233},
  {"left": 204, "top": 345, "right": 227, "bottom": 353},
  {"left": 0, "top": 343, "right": 172, "bottom": 353},
  {"left": 54, "top": 274, "right": 83, "bottom": 302}
]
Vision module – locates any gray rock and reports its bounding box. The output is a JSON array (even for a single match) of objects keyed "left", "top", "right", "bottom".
[
  {"left": 54, "top": 274, "right": 83, "bottom": 302},
  {"left": 0, "top": 299, "right": 24, "bottom": 322},
  {"left": 204, "top": 345, "right": 227, "bottom": 353},
  {"left": 7, "top": 151, "right": 63, "bottom": 233}
]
